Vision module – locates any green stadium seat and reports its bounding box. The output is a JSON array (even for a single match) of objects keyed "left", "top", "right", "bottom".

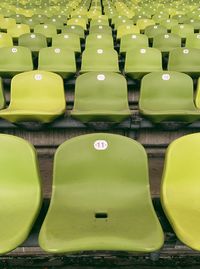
[
  {"left": 144, "top": 25, "right": 167, "bottom": 40},
  {"left": 90, "top": 18, "right": 109, "bottom": 27},
  {"left": 7, "top": 24, "right": 30, "bottom": 40},
  {"left": 139, "top": 71, "right": 200, "bottom": 123},
  {"left": 52, "top": 33, "right": 81, "bottom": 53},
  {"left": 152, "top": 13, "right": 169, "bottom": 23},
  {"left": 39, "top": 133, "right": 164, "bottom": 253},
  {"left": 171, "top": 24, "right": 194, "bottom": 39},
  {"left": 0, "top": 33, "right": 13, "bottom": 48},
  {"left": 117, "top": 24, "right": 140, "bottom": 39},
  {"left": 32, "top": 14, "right": 48, "bottom": 24},
  {"left": 136, "top": 19, "right": 155, "bottom": 31},
  {"left": 171, "top": 14, "right": 188, "bottom": 23},
  {"left": 0, "top": 71, "right": 66, "bottom": 123},
  {"left": 125, "top": 48, "right": 163, "bottom": 79},
  {"left": 168, "top": 48, "right": 200, "bottom": 77},
  {"left": 85, "top": 33, "right": 113, "bottom": 49},
  {"left": 46, "top": 17, "right": 64, "bottom": 30},
  {"left": 153, "top": 33, "right": 182, "bottom": 53},
  {"left": 67, "top": 18, "right": 87, "bottom": 30},
  {"left": 11, "top": 14, "right": 26, "bottom": 24},
  {"left": 18, "top": 33, "right": 47, "bottom": 53},
  {"left": 62, "top": 25, "right": 85, "bottom": 39},
  {"left": 0, "top": 134, "right": 42, "bottom": 254},
  {"left": 89, "top": 25, "right": 112, "bottom": 35},
  {"left": 0, "top": 18, "right": 16, "bottom": 31},
  {"left": 71, "top": 72, "right": 131, "bottom": 123},
  {"left": 38, "top": 47, "right": 76, "bottom": 79},
  {"left": 0, "top": 46, "right": 33, "bottom": 77},
  {"left": 160, "top": 18, "right": 178, "bottom": 31},
  {"left": 184, "top": 19, "right": 200, "bottom": 31},
  {"left": 34, "top": 24, "right": 57, "bottom": 39},
  {"left": 185, "top": 33, "right": 200, "bottom": 49},
  {"left": 80, "top": 48, "right": 119, "bottom": 73},
  {"left": 22, "top": 17, "right": 40, "bottom": 30},
  {"left": 161, "top": 133, "right": 200, "bottom": 251},
  {"left": 120, "top": 34, "right": 149, "bottom": 54}
]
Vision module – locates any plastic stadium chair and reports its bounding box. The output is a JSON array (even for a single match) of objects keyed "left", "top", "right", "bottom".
[
  {"left": 46, "top": 17, "right": 64, "bottom": 30},
  {"left": 0, "top": 46, "right": 33, "bottom": 77},
  {"left": 144, "top": 25, "right": 167, "bottom": 40},
  {"left": 62, "top": 25, "right": 85, "bottom": 39},
  {"left": 80, "top": 48, "right": 119, "bottom": 73},
  {"left": 7, "top": 24, "right": 30, "bottom": 40},
  {"left": 125, "top": 48, "right": 163, "bottom": 79},
  {"left": 120, "top": 34, "right": 149, "bottom": 54},
  {"left": 171, "top": 24, "right": 194, "bottom": 39},
  {"left": 0, "top": 33, "right": 13, "bottom": 48},
  {"left": 139, "top": 72, "right": 200, "bottom": 123},
  {"left": 136, "top": 19, "right": 155, "bottom": 31},
  {"left": 185, "top": 34, "right": 200, "bottom": 49},
  {"left": 171, "top": 14, "right": 188, "bottom": 23},
  {"left": 0, "top": 18, "right": 16, "bottom": 31},
  {"left": 184, "top": 19, "right": 200, "bottom": 31},
  {"left": 34, "top": 24, "right": 57, "bottom": 39},
  {"left": 89, "top": 25, "right": 112, "bottom": 35},
  {"left": 52, "top": 33, "right": 81, "bottom": 53},
  {"left": 90, "top": 18, "right": 109, "bottom": 27},
  {"left": 32, "top": 14, "right": 48, "bottom": 24},
  {"left": 0, "top": 134, "right": 41, "bottom": 254},
  {"left": 38, "top": 47, "right": 76, "bottom": 79},
  {"left": 18, "top": 33, "right": 47, "bottom": 53},
  {"left": 11, "top": 14, "right": 26, "bottom": 24},
  {"left": 161, "top": 133, "right": 200, "bottom": 251},
  {"left": 67, "top": 18, "right": 87, "bottom": 30},
  {"left": 39, "top": 133, "right": 164, "bottom": 253},
  {"left": 152, "top": 13, "right": 169, "bottom": 23},
  {"left": 114, "top": 19, "right": 133, "bottom": 31},
  {"left": 71, "top": 72, "right": 131, "bottom": 123},
  {"left": 22, "top": 17, "right": 40, "bottom": 30},
  {"left": 0, "top": 71, "right": 66, "bottom": 123},
  {"left": 117, "top": 24, "right": 140, "bottom": 39},
  {"left": 168, "top": 48, "right": 200, "bottom": 77},
  {"left": 153, "top": 33, "right": 182, "bottom": 53},
  {"left": 160, "top": 18, "right": 178, "bottom": 31},
  {"left": 85, "top": 33, "right": 114, "bottom": 49}
]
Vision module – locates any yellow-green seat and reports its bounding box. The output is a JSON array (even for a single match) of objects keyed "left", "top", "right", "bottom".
[
  {"left": 89, "top": 25, "right": 112, "bottom": 35},
  {"left": 38, "top": 47, "right": 76, "bottom": 79},
  {"left": 120, "top": 34, "right": 149, "bottom": 54},
  {"left": 185, "top": 33, "right": 200, "bottom": 49},
  {"left": 80, "top": 48, "right": 119, "bottom": 73},
  {"left": 152, "top": 13, "right": 169, "bottom": 23},
  {"left": 34, "top": 24, "right": 57, "bottom": 39},
  {"left": 0, "top": 71, "right": 66, "bottom": 123},
  {"left": 85, "top": 33, "right": 114, "bottom": 49},
  {"left": 0, "top": 17, "right": 16, "bottom": 31},
  {"left": 0, "top": 46, "right": 33, "bottom": 77},
  {"left": 90, "top": 18, "right": 109, "bottom": 27},
  {"left": 171, "top": 14, "right": 188, "bottom": 23},
  {"left": 22, "top": 16, "right": 40, "bottom": 30},
  {"left": 0, "top": 33, "right": 13, "bottom": 48},
  {"left": 160, "top": 19, "right": 178, "bottom": 31},
  {"left": 67, "top": 18, "right": 87, "bottom": 30},
  {"left": 71, "top": 72, "right": 131, "bottom": 123},
  {"left": 161, "top": 133, "right": 200, "bottom": 251},
  {"left": 7, "top": 24, "right": 30, "bottom": 40},
  {"left": 114, "top": 18, "right": 133, "bottom": 30},
  {"left": 0, "top": 134, "right": 41, "bottom": 254},
  {"left": 62, "top": 25, "right": 85, "bottom": 39},
  {"left": 153, "top": 33, "right": 182, "bottom": 53},
  {"left": 46, "top": 17, "right": 64, "bottom": 30},
  {"left": 139, "top": 71, "right": 200, "bottom": 123},
  {"left": 39, "top": 133, "right": 164, "bottom": 253},
  {"left": 32, "top": 14, "right": 48, "bottom": 24},
  {"left": 171, "top": 24, "right": 194, "bottom": 39},
  {"left": 117, "top": 24, "right": 140, "bottom": 39},
  {"left": 125, "top": 47, "right": 162, "bottom": 79},
  {"left": 184, "top": 19, "right": 200, "bottom": 31},
  {"left": 144, "top": 25, "right": 167, "bottom": 40},
  {"left": 168, "top": 48, "right": 200, "bottom": 77},
  {"left": 18, "top": 33, "right": 47, "bottom": 53},
  {"left": 52, "top": 33, "right": 81, "bottom": 53},
  {"left": 10, "top": 14, "right": 26, "bottom": 24},
  {"left": 136, "top": 19, "right": 155, "bottom": 31}
]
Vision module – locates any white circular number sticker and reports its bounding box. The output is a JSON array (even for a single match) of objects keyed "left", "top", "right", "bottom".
[
  {"left": 35, "top": 74, "right": 42, "bottom": 80},
  {"left": 94, "top": 140, "right": 108, "bottom": 150}
]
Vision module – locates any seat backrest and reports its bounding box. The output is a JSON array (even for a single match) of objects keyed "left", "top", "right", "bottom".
[
  {"left": 85, "top": 33, "right": 113, "bottom": 49},
  {"left": 18, "top": 33, "right": 47, "bottom": 51},
  {"left": 62, "top": 25, "right": 85, "bottom": 39},
  {"left": 73, "top": 72, "right": 129, "bottom": 111},
  {"left": 153, "top": 33, "right": 181, "bottom": 50},
  {"left": 81, "top": 48, "right": 119, "bottom": 72},
  {"left": 9, "top": 71, "right": 65, "bottom": 111},
  {"left": 90, "top": 18, "right": 109, "bottom": 27},
  {"left": 7, "top": 24, "right": 30, "bottom": 38},
  {"left": 144, "top": 25, "right": 167, "bottom": 38},
  {"left": 171, "top": 24, "right": 194, "bottom": 38},
  {"left": 0, "top": 33, "right": 13, "bottom": 48},
  {"left": 67, "top": 18, "right": 87, "bottom": 30},
  {"left": 160, "top": 18, "right": 178, "bottom": 30},
  {"left": 34, "top": 24, "right": 57, "bottom": 38},
  {"left": 117, "top": 24, "right": 140, "bottom": 39},
  {"left": 120, "top": 34, "right": 149, "bottom": 53},
  {"left": 136, "top": 18, "right": 155, "bottom": 30},
  {"left": 139, "top": 71, "right": 196, "bottom": 111},
  {"left": 89, "top": 25, "right": 112, "bottom": 35},
  {"left": 52, "top": 33, "right": 80, "bottom": 52},
  {"left": 186, "top": 33, "right": 200, "bottom": 49}
]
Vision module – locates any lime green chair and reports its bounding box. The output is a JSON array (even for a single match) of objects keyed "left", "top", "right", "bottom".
[
  {"left": 52, "top": 33, "right": 81, "bottom": 53},
  {"left": 153, "top": 33, "right": 182, "bottom": 53},
  {"left": 0, "top": 17, "right": 16, "bottom": 31},
  {"left": 184, "top": 19, "right": 200, "bottom": 31},
  {"left": 18, "top": 33, "right": 47, "bottom": 53},
  {"left": 0, "top": 33, "right": 13, "bottom": 48},
  {"left": 7, "top": 24, "right": 30, "bottom": 40},
  {"left": 0, "top": 71, "right": 66, "bottom": 123},
  {"left": 32, "top": 14, "right": 48, "bottom": 23},
  {"left": 89, "top": 25, "right": 112, "bottom": 35},
  {"left": 144, "top": 25, "right": 167, "bottom": 40},
  {"left": 46, "top": 17, "right": 64, "bottom": 30},
  {"left": 136, "top": 19, "right": 155, "bottom": 31},
  {"left": 171, "top": 14, "right": 188, "bottom": 23},
  {"left": 10, "top": 14, "right": 26, "bottom": 24},
  {"left": 90, "top": 18, "right": 109, "bottom": 27},
  {"left": 160, "top": 19, "right": 178, "bottom": 31},
  {"left": 34, "top": 24, "right": 57, "bottom": 39},
  {"left": 125, "top": 48, "right": 162, "bottom": 79},
  {"left": 22, "top": 17, "right": 40, "bottom": 30},
  {"left": 39, "top": 133, "right": 164, "bottom": 253},
  {"left": 80, "top": 48, "right": 119, "bottom": 73},
  {"left": 0, "top": 134, "right": 42, "bottom": 254},
  {"left": 114, "top": 19, "right": 133, "bottom": 31},
  {"left": 152, "top": 13, "right": 169, "bottom": 23},
  {"left": 161, "top": 133, "right": 200, "bottom": 251},
  {"left": 0, "top": 46, "right": 33, "bottom": 77},
  {"left": 117, "top": 24, "right": 140, "bottom": 39},
  {"left": 71, "top": 14, "right": 88, "bottom": 25},
  {"left": 185, "top": 33, "right": 200, "bottom": 49},
  {"left": 168, "top": 48, "right": 200, "bottom": 77},
  {"left": 38, "top": 47, "right": 76, "bottom": 79},
  {"left": 120, "top": 34, "right": 149, "bottom": 54},
  {"left": 85, "top": 33, "right": 114, "bottom": 49},
  {"left": 139, "top": 71, "right": 200, "bottom": 123},
  {"left": 71, "top": 72, "right": 131, "bottom": 123},
  {"left": 171, "top": 24, "right": 194, "bottom": 39},
  {"left": 62, "top": 25, "right": 85, "bottom": 39},
  {"left": 67, "top": 18, "right": 87, "bottom": 30}
]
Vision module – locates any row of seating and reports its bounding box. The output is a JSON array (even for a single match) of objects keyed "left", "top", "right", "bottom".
[
  {"left": 0, "top": 70, "right": 200, "bottom": 125},
  {"left": 0, "top": 132, "right": 200, "bottom": 254}
]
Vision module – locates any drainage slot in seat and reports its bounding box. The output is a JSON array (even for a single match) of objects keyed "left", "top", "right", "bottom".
[{"left": 95, "top": 212, "right": 108, "bottom": 219}]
